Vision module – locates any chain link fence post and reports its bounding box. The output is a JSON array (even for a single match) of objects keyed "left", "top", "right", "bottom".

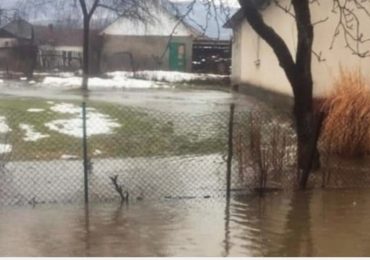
[
  {"left": 226, "top": 103, "right": 235, "bottom": 201},
  {"left": 82, "top": 102, "right": 89, "bottom": 204}
]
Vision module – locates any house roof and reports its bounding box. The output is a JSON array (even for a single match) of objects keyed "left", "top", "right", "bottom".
[
  {"left": 224, "top": 0, "right": 272, "bottom": 29},
  {"left": 169, "top": 1, "right": 236, "bottom": 41},
  {"left": 101, "top": 0, "right": 236, "bottom": 40},
  {"left": 101, "top": 2, "right": 196, "bottom": 37},
  {"left": 224, "top": 9, "right": 244, "bottom": 29},
  {"left": 33, "top": 25, "right": 98, "bottom": 47},
  {"left": 0, "top": 18, "right": 34, "bottom": 40}
]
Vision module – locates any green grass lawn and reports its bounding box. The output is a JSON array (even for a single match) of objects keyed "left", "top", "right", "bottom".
[{"left": 0, "top": 98, "right": 227, "bottom": 161}]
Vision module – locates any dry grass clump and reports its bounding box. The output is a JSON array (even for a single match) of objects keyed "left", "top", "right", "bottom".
[
  {"left": 320, "top": 70, "right": 370, "bottom": 157},
  {"left": 235, "top": 112, "right": 297, "bottom": 192}
]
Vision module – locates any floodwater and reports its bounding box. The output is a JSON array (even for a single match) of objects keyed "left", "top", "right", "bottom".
[
  {"left": 0, "top": 80, "right": 257, "bottom": 113},
  {"left": 1, "top": 154, "right": 230, "bottom": 206},
  {"left": 1, "top": 190, "right": 370, "bottom": 257}
]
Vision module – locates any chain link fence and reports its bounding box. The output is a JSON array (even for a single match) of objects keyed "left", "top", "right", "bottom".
[{"left": 0, "top": 101, "right": 369, "bottom": 207}]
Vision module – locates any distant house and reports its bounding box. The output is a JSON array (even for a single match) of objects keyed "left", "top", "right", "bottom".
[
  {"left": 0, "top": 19, "right": 37, "bottom": 76},
  {"left": 100, "top": 0, "right": 232, "bottom": 74},
  {"left": 0, "top": 18, "right": 34, "bottom": 47},
  {"left": 100, "top": 3, "right": 197, "bottom": 73},
  {"left": 225, "top": 1, "right": 370, "bottom": 97},
  {"left": 33, "top": 25, "right": 99, "bottom": 73}
]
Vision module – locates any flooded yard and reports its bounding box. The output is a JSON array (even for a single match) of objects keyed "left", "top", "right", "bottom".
[
  {"left": 0, "top": 79, "right": 253, "bottom": 114},
  {"left": 1, "top": 80, "right": 368, "bottom": 257},
  {"left": 1, "top": 190, "right": 370, "bottom": 257}
]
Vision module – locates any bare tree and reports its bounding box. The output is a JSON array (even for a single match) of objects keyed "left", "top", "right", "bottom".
[
  {"left": 232, "top": 0, "right": 370, "bottom": 188},
  {"left": 20, "top": 0, "right": 156, "bottom": 91}
]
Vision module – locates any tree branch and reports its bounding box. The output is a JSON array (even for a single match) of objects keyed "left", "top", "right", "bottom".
[{"left": 238, "top": 0, "right": 297, "bottom": 89}]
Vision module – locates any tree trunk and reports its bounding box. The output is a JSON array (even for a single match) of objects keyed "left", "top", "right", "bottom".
[
  {"left": 237, "top": 0, "right": 322, "bottom": 188},
  {"left": 292, "top": 77, "right": 323, "bottom": 188},
  {"left": 82, "top": 17, "right": 90, "bottom": 91}
]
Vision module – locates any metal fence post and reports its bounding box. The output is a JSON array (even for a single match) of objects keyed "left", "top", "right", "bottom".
[
  {"left": 226, "top": 103, "right": 235, "bottom": 201},
  {"left": 82, "top": 102, "right": 89, "bottom": 204}
]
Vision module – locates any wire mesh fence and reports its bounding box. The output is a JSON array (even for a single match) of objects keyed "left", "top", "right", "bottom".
[
  {"left": 0, "top": 101, "right": 369, "bottom": 207},
  {"left": 0, "top": 102, "right": 232, "bottom": 206}
]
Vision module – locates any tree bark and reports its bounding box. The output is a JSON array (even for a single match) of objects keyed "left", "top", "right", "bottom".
[
  {"left": 82, "top": 17, "right": 90, "bottom": 91},
  {"left": 239, "top": 0, "right": 321, "bottom": 188},
  {"left": 79, "top": 0, "right": 99, "bottom": 91}
]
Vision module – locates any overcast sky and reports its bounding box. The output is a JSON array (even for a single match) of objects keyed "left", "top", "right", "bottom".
[
  {"left": 1, "top": 0, "right": 240, "bottom": 8},
  {"left": 171, "top": 0, "right": 240, "bottom": 8}
]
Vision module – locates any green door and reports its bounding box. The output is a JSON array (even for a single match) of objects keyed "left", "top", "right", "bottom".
[{"left": 169, "top": 42, "right": 186, "bottom": 71}]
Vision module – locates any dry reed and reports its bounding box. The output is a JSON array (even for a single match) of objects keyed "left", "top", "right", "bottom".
[
  {"left": 234, "top": 112, "right": 297, "bottom": 192},
  {"left": 319, "top": 70, "right": 370, "bottom": 157}
]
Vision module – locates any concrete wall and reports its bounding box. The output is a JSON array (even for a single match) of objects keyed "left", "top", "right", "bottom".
[
  {"left": 231, "top": 1, "right": 370, "bottom": 97},
  {"left": 100, "top": 35, "right": 193, "bottom": 72},
  {"left": 0, "top": 38, "right": 17, "bottom": 48}
]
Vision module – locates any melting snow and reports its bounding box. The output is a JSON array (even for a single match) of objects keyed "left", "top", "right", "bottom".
[
  {"left": 0, "top": 116, "right": 11, "bottom": 133},
  {"left": 27, "top": 108, "right": 45, "bottom": 113},
  {"left": 41, "top": 70, "right": 227, "bottom": 89},
  {"left": 45, "top": 103, "right": 121, "bottom": 138},
  {"left": 106, "top": 70, "right": 228, "bottom": 83},
  {"left": 42, "top": 76, "right": 167, "bottom": 89},
  {"left": 94, "top": 149, "right": 103, "bottom": 155},
  {"left": 61, "top": 154, "right": 79, "bottom": 160},
  {"left": 0, "top": 144, "right": 11, "bottom": 154},
  {"left": 50, "top": 103, "right": 82, "bottom": 114},
  {"left": 19, "top": 124, "right": 49, "bottom": 142}
]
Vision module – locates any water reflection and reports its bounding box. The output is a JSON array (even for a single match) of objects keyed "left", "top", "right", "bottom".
[
  {"left": 272, "top": 192, "right": 314, "bottom": 256},
  {"left": 1, "top": 190, "right": 370, "bottom": 256}
]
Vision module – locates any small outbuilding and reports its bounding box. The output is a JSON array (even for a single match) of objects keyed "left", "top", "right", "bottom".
[
  {"left": 100, "top": 3, "right": 197, "bottom": 73},
  {"left": 0, "top": 18, "right": 37, "bottom": 76},
  {"left": 225, "top": 1, "right": 370, "bottom": 97}
]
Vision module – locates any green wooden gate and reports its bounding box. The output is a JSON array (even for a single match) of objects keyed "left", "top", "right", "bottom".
[{"left": 169, "top": 42, "right": 186, "bottom": 71}]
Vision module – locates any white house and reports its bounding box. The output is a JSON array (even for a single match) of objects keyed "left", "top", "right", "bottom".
[
  {"left": 225, "top": 1, "right": 370, "bottom": 97},
  {"left": 99, "top": 3, "right": 197, "bottom": 72}
]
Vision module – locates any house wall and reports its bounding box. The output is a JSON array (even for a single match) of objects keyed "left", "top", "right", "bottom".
[
  {"left": 54, "top": 46, "right": 82, "bottom": 52},
  {"left": 0, "top": 38, "right": 17, "bottom": 48},
  {"left": 0, "top": 45, "right": 37, "bottom": 76},
  {"left": 100, "top": 35, "right": 193, "bottom": 72},
  {"left": 231, "top": 1, "right": 370, "bottom": 97},
  {"left": 101, "top": 5, "right": 191, "bottom": 37},
  {"left": 231, "top": 25, "right": 242, "bottom": 82}
]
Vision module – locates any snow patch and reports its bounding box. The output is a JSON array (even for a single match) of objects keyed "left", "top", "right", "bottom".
[
  {"left": 94, "top": 149, "right": 103, "bottom": 156},
  {"left": 0, "top": 116, "right": 11, "bottom": 133},
  {"left": 28, "top": 80, "right": 36, "bottom": 84},
  {"left": 45, "top": 103, "right": 121, "bottom": 138},
  {"left": 19, "top": 124, "right": 49, "bottom": 142},
  {"left": 27, "top": 108, "right": 45, "bottom": 113},
  {"left": 50, "top": 103, "right": 82, "bottom": 114},
  {"left": 20, "top": 77, "right": 27, "bottom": 81},
  {"left": 0, "top": 79, "right": 4, "bottom": 84},
  {"left": 61, "top": 154, "right": 78, "bottom": 160},
  {"left": 42, "top": 76, "right": 168, "bottom": 89},
  {"left": 106, "top": 70, "right": 228, "bottom": 83},
  {"left": 0, "top": 144, "right": 11, "bottom": 154},
  {"left": 34, "top": 71, "right": 76, "bottom": 78}
]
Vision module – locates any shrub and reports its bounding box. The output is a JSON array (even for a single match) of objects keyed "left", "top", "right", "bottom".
[
  {"left": 319, "top": 70, "right": 370, "bottom": 157},
  {"left": 234, "top": 112, "right": 297, "bottom": 192}
]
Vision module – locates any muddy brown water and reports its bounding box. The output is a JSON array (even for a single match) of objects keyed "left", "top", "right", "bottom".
[{"left": 0, "top": 190, "right": 370, "bottom": 257}]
